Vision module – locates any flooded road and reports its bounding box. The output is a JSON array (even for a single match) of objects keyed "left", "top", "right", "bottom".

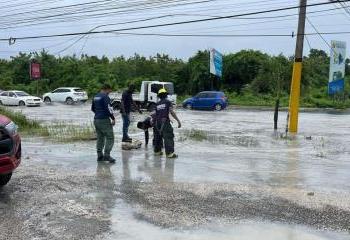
[{"left": 1, "top": 104, "right": 350, "bottom": 239}]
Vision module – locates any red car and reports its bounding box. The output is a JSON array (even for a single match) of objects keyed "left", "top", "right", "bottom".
[{"left": 0, "top": 115, "right": 21, "bottom": 186}]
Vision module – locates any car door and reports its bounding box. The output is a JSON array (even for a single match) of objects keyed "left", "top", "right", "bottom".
[
  {"left": 61, "top": 89, "right": 72, "bottom": 101},
  {"left": 8, "top": 92, "right": 17, "bottom": 106},
  {"left": 50, "top": 89, "right": 62, "bottom": 102},
  {"left": 205, "top": 92, "right": 217, "bottom": 109},
  {"left": 0, "top": 92, "right": 9, "bottom": 105},
  {"left": 192, "top": 93, "right": 206, "bottom": 109}
]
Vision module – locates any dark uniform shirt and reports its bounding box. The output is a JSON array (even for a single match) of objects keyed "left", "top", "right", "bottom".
[
  {"left": 91, "top": 93, "right": 115, "bottom": 120},
  {"left": 121, "top": 90, "right": 133, "bottom": 114},
  {"left": 155, "top": 99, "right": 172, "bottom": 122}
]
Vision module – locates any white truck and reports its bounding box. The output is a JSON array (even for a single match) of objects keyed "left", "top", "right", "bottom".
[{"left": 110, "top": 81, "right": 177, "bottom": 111}]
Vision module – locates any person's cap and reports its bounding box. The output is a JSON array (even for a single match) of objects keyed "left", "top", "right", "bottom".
[{"left": 158, "top": 88, "right": 167, "bottom": 94}]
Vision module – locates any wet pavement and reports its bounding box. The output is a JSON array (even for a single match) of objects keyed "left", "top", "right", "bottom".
[{"left": 1, "top": 103, "right": 350, "bottom": 239}]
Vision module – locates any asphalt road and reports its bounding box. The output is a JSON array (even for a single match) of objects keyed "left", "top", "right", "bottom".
[{"left": 1, "top": 104, "right": 350, "bottom": 239}]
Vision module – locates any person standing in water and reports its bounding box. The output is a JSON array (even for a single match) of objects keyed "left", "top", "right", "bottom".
[{"left": 91, "top": 84, "right": 116, "bottom": 163}]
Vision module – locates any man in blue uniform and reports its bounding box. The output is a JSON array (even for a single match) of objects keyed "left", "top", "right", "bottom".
[
  {"left": 120, "top": 84, "right": 142, "bottom": 143},
  {"left": 154, "top": 88, "right": 181, "bottom": 158},
  {"left": 91, "top": 84, "right": 116, "bottom": 163}
]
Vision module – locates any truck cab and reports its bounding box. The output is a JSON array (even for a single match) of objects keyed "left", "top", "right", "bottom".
[
  {"left": 140, "top": 81, "right": 176, "bottom": 105},
  {"left": 111, "top": 81, "right": 177, "bottom": 112}
]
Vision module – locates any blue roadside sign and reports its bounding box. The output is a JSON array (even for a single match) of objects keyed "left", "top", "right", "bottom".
[{"left": 210, "top": 48, "right": 223, "bottom": 78}]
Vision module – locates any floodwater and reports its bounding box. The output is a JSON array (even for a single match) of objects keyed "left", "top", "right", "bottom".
[{"left": 3, "top": 103, "right": 350, "bottom": 239}]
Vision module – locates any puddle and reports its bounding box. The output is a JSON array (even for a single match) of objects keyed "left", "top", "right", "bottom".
[
  {"left": 106, "top": 200, "right": 349, "bottom": 240},
  {"left": 11, "top": 104, "right": 350, "bottom": 239}
]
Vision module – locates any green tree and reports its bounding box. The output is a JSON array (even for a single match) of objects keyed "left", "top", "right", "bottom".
[{"left": 223, "top": 50, "right": 270, "bottom": 92}]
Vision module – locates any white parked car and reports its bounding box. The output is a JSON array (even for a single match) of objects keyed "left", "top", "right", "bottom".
[
  {"left": 43, "top": 87, "right": 88, "bottom": 104},
  {"left": 0, "top": 91, "right": 42, "bottom": 107}
]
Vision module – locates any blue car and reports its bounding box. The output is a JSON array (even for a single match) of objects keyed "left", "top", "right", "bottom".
[{"left": 182, "top": 91, "right": 228, "bottom": 111}]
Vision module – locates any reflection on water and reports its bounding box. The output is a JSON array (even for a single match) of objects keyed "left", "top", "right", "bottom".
[
  {"left": 17, "top": 105, "right": 350, "bottom": 239},
  {"left": 18, "top": 104, "right": 350, "bottom": 192},
  {"left": 107, "top": 215, "right": 349, "bottom": 240},
  {"left": 122, "top": 150, "right": 175, "bottom": 184},
  {"left": 95, "top": 163, "right": 116, "bottom": 210}
]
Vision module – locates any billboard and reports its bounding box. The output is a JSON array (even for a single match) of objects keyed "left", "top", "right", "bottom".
[
  {"left": 329, "top": 40, "right": 346, "bottom": 95},
  {"left": 210, "top": 48, "right": 223, "bottom": 78},
  {"left": 30, "top": 62, "right": 41, "bottom": 80}
]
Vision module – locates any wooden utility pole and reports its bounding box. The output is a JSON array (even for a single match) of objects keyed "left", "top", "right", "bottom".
[{"left": 288, "top": 0, "right": 307, "bottom": 134}]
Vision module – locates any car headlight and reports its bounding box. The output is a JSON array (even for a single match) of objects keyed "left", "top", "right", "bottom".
[{"left": 5, "top": 121, "right": 18, "bottom": 135}]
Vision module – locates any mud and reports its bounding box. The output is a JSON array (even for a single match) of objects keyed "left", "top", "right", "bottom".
[
  {"left": 0, "top": 158, "right": 116, "bottom": 240},
  {"left": 1, "top": 104, "right": 350, "bottom": 239},
  {"left": 121, "top": 181, "right": 350, "bottom": 230}
]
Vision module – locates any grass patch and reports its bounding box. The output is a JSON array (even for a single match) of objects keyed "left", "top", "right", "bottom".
[
  {"left": 0, "top": 107, "right": 95, "bottom": 142},
  {"left": 0, "top": 106, "right": 43, "bottom": 132},
  {"left": 0, "top": 106, "right": 50, "bottom": 136},
  {"left": 183, "top": 129, "right": 208, "bottom": 141},
  {"left": 45, "top": 123, "right": 96, "bottom": 142}
]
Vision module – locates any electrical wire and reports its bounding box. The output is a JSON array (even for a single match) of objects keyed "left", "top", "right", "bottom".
[
  {"left": 306, "top": 17, "right": 332, "bottom": 49},
  {"left": 0, "top": 0, "right": 347, "bottom": 42},
  {"left": 0, "top": 0, "right": 332, "bottom": 30}
]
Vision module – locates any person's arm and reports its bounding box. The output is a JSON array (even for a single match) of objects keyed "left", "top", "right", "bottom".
[
  {"left": 120, "top": 100, "right": 126, "bottom": 115},
  {"left": 104, "top": 95, "right": 115, "bottom": 125},
  {"left": 120, "top": 93, "right": 126, "bottom": 115},
  {"left": 91, "top": 99, "right": 96, "bottom": 113},
  {"left": 170, "top": 109, "right": 181, "bottom": 128}
]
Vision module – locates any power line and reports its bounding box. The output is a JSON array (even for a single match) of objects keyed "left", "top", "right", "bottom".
[
  {"left": 305, "top": 35, "right": 313, "bottom": 50},
  {"left": 0, "top": 0, "right": 210, "bottom": 22},
  {"left": 0, "top": 0, "right": 214, "bottom": 29},
  {"left": 0, "top": 0, "right": 337, "bottom": 30},
  {"left": 0, "top": 1, "right": 345, "bottom": 31},
  {"left": 1, "top": 0, "right": 348, "bottom": 42},
  {"left": 306, "top": 17, "right": 332, "bottom": 49}
]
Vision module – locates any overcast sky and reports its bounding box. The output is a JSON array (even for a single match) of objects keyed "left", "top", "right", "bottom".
[{"left": 0, "top": 0, "right": 350, "bottom": 60}]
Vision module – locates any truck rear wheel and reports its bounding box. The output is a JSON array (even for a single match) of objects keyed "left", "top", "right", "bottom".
[{"left": 0, "top": 173, "right": 12, "bottom": 186}]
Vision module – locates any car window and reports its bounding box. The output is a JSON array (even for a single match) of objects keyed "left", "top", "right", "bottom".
[
  {"left": 9, "top": 92, "right": 15, "bottom": 97},
  {"left": 15, "top": 91, "right": 30, "bottom": 97},
  {"left": 73, "top": 88, "right": 83, "bottom": 92},
  {"left": 0, "top": 92, "right": 8, "bottom": 96},
  {"left": 52, "top": 89, "right": 61, "bottom": 93},
  {"left": 62, "top": 89, "right": 71, "bottom": 93},
  {"left": 197, "top": 93, "right": 208, "bottom": 98},
  {"left": 207, "top": 93, "right": 217, "bottom": 98}
]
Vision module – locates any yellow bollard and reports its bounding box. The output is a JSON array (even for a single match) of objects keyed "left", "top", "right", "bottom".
[{"left": 288, "top": 62, "right": 303, "bottom": 133}]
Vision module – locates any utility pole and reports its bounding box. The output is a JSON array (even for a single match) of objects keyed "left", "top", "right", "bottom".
[{"left": 288, "top": 0, "right": 307, "bottom": 134}]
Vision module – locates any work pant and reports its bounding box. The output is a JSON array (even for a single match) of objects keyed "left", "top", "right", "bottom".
[
  {"left": 94, "top": 119, "right": 114, "bottom": 157},
  {"left": 154, "top": 120, "right": 175, "bottom": 155},
  {"left": 122, "top": 114, "right": 130, "bottom": 140}
]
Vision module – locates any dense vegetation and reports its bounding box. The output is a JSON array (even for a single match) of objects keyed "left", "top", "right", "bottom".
[{"left": 0, "top": 49, "right": 349, "bottom": 108}]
